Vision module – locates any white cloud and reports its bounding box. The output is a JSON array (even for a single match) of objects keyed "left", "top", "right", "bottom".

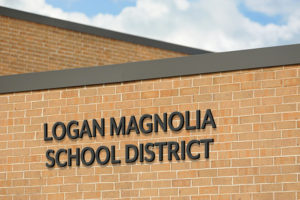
[
  {"left": 243, "top": 0, "right": 300, "bottom": 16},
  {"left": 0, "top": 0, "right": 300, "bottom": 51}
]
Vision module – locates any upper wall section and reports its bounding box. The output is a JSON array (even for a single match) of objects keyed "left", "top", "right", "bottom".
[
  {"left": 1, "top": 44, "right": 299, "bottom": 94},
  {"left": 0, "top": 6, "right": 209, "bottom": 76}
]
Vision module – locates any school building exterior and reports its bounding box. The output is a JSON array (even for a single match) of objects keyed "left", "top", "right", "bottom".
[{"left": 0, "top": 6, "right": 299, "bottom": 200}]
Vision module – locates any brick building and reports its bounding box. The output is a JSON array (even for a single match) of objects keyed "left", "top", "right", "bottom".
[{"left": 0, "top": 6, "right": 299, "bottom": 200}]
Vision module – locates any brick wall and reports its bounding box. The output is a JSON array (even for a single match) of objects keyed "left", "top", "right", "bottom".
[
  {"left": 0, "top": 16, "right": 186, "bottom": 76},
  {"left": 0, "top": 65, "right": 299, "bottom": 199}
]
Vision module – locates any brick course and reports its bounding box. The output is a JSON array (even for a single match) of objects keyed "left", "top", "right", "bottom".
[
  {"left": 0, "top": 15, "right": 185, "bottom": 75},
  {"left": 0, "top": 65, "right": 299, "bottom": 199}
]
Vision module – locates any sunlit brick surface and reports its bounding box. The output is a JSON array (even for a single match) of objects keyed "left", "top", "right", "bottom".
[{"left": 0, "top": 65, "right": 299, "bottom": 199}]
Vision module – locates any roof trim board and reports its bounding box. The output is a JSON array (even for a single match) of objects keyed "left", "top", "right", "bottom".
[{"left": 0, "top": 44, "right": 299, "bottom": 94}]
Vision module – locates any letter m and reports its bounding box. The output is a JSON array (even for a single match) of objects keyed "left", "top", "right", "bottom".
[{"left": 110, "top": 117, "right": 125, "bottom": 136}]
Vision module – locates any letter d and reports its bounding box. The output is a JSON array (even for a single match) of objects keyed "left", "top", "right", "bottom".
[{"left": 125, "top": 144, "right": 139, "bottom": 163}]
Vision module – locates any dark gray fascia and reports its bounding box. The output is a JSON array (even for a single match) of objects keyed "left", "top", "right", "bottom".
[
  {"left": 0, "top": 6, "right": 210, "bottom": 55},
  {"left": 0, "top": 44, "right": 299, "bottom": 94}
]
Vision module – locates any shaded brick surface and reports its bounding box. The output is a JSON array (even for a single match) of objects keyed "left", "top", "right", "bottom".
[{"left": 0, "top": 16, "right": 185, "bottom": 75}]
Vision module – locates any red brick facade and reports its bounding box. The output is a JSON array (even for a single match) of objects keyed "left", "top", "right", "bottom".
[
  {"left": 0, "top": 9, "right": 300, "bottom": 200},
  {"left": 0, "top": 65, "right": 299, "bottom": 199},
  {"left": 0, "top": 15, "right": 185, "bottom": 76}
]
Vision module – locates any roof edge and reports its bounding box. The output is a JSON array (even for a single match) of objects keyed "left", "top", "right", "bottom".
[
  {"left": 0, "top": 6, "right": 210, "bottom": 55},
  {"left": 0, "top": 44, "right": 299, "bottom": 94}
]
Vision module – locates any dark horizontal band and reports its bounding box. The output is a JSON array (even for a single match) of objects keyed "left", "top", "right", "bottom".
[
  {"left": 0, "top": 44, "right": 299, "bottom": 94},
  {"left": 0, "top": 6, "right": 210, "bottom": 55}
]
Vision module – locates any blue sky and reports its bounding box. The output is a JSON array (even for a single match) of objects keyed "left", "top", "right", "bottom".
[
  {"left": 46, "top": 0, "right": 136, "bottom": 16},
  {"left": 238, "top": 3, "right": 283, "bottom": 26},
  {"left": 45, "top": 0, "right": 283, "bottom": 25},
  {"left": 0, "top": 0, "right": 299, "bottom": 51}
]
